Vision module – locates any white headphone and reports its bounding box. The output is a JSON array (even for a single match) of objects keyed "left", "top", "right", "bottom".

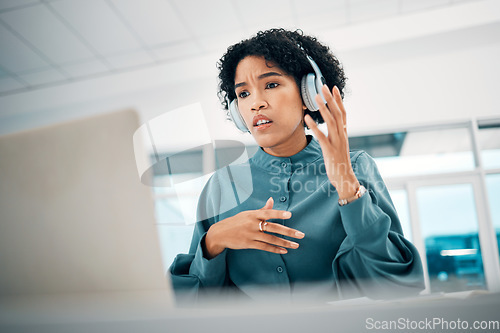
[{"left": 227, "top": 49, "right": 326, "bottom": 133}]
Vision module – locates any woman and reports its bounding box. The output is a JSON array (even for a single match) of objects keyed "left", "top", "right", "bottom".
[{"left": 169, "top": 28, "right": 424, "bottom": 302}]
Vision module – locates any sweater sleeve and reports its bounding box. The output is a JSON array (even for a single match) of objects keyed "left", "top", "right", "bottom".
[
  {"left": 332, "top": 151, "right": 425, "bottom": 299},
  {"left": 168, "top": 173, "right": 229, "bottom": 301}
]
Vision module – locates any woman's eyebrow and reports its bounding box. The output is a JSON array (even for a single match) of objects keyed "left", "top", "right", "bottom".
[{"left": 234, "top": 72, "right": 283, "bottom": 89}]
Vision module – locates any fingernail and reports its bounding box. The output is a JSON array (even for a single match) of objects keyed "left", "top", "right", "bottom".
[
  {"left": 283, "top": 211, "right": 292, "bottom": 218},
  {"left": 280, "top": 249, "right": 288, "bottom": 254},
  {"left": 290, "top": 242, "right": 299, "bottom": 248},
  {"left": 295, "top": 231, "right": 305, "bottom": 238}
]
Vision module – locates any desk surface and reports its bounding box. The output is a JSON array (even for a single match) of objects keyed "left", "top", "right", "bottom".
[{"left": 1, "top": 291, "right": 499, "bottom": 333}]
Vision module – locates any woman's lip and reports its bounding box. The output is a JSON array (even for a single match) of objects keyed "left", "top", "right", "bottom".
[
  {"left": 253, "top": 114, "right": 272, "bottom": 126},
  {"left": 253, "top": 122, "right": 273, "bottom": 131}
]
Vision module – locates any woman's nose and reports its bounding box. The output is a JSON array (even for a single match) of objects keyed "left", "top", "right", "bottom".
[{"left": 251, "top": 93, "right": 268, "bottom": 111}]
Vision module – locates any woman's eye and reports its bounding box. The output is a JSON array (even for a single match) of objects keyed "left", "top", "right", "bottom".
[
  {"left": 266, "top": 82, "right": 279, "bottom": 89},
  {"left": 238, "top": 91, "right": 249, "bottom": 98}
]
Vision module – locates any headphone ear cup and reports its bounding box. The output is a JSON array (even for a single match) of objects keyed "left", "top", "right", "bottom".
[
  {"left": 301, "top": 73, "right": 319, "bottom": 111},
  {"left": 228, "top": 99, "right": 249, "bottom": 132}
]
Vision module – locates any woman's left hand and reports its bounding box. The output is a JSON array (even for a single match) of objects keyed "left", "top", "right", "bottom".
[{"left": 304, "top": 85, "right": 360, "bottom": 200}]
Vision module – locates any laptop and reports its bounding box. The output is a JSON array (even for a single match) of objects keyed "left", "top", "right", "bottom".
[{"left": 0, "top": 109, "right": 174, "bottom": 322}]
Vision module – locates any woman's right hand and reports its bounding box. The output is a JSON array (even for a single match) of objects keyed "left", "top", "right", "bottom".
[{"left": 203, "top": 197, "right": 305, "bottom": 259}]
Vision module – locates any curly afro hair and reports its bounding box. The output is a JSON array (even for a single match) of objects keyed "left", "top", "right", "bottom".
[{"left": 217, "top": 28, "right": 347, "bottom": 126}]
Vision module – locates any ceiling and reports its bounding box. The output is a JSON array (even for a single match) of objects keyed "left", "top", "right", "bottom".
[{"left": 0, "top": 0, "right": 483, "bottom": 97}]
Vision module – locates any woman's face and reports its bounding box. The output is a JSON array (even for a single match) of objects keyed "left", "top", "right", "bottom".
[{"left": 234, "top": 55, "right": 307, "bottom": 157}]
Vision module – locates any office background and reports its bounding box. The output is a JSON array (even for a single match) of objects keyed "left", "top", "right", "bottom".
[{"left": 1, "top": 0, "right": 499, "bottom": 295}]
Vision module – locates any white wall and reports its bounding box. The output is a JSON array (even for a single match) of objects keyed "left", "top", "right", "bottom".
[{"left": 340, "top": 22, "right": 500, "bottom": 135}]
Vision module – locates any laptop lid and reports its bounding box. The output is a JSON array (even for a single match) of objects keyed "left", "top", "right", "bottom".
[{"left": 0, "top": 109, "right": 172, "bottom": 305}]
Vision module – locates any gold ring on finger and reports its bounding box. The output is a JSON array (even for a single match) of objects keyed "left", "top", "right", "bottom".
[{"left": 259, "top": 221, "right": 268, "bottom": 232}]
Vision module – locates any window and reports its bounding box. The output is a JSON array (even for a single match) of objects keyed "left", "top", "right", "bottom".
[
  {"left": 477, "top": 121, "right": 500, "bottom": 170},
  {"left": 485, "top": 174, "right": 500, "bottom": 260},
  {"left": 350, "top": 119, "right": 500, "bottom": 294},
  {"left": 416, "top": 183, "right": 486, "bottom": 292},
  {"left": 151, "top": 152, "right": 204, "bottom": 270},
  {"left": 358, "top": 127, "right": 475, "bottom": 179},
  {"left": 388, "top": 189, "right": 412, "bottom": 241}
]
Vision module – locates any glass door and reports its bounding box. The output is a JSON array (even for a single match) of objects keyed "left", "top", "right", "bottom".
[
  {"left": 406, "top": 175, "right": 499, "bottom": 294},
  {"left": 415, "top": 182, "right": 485, "bottom": 292}
]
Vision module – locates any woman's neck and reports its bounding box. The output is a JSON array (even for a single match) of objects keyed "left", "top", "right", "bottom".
[{"left": 262, "top": 133, "right": 308, "bottom": 157}]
